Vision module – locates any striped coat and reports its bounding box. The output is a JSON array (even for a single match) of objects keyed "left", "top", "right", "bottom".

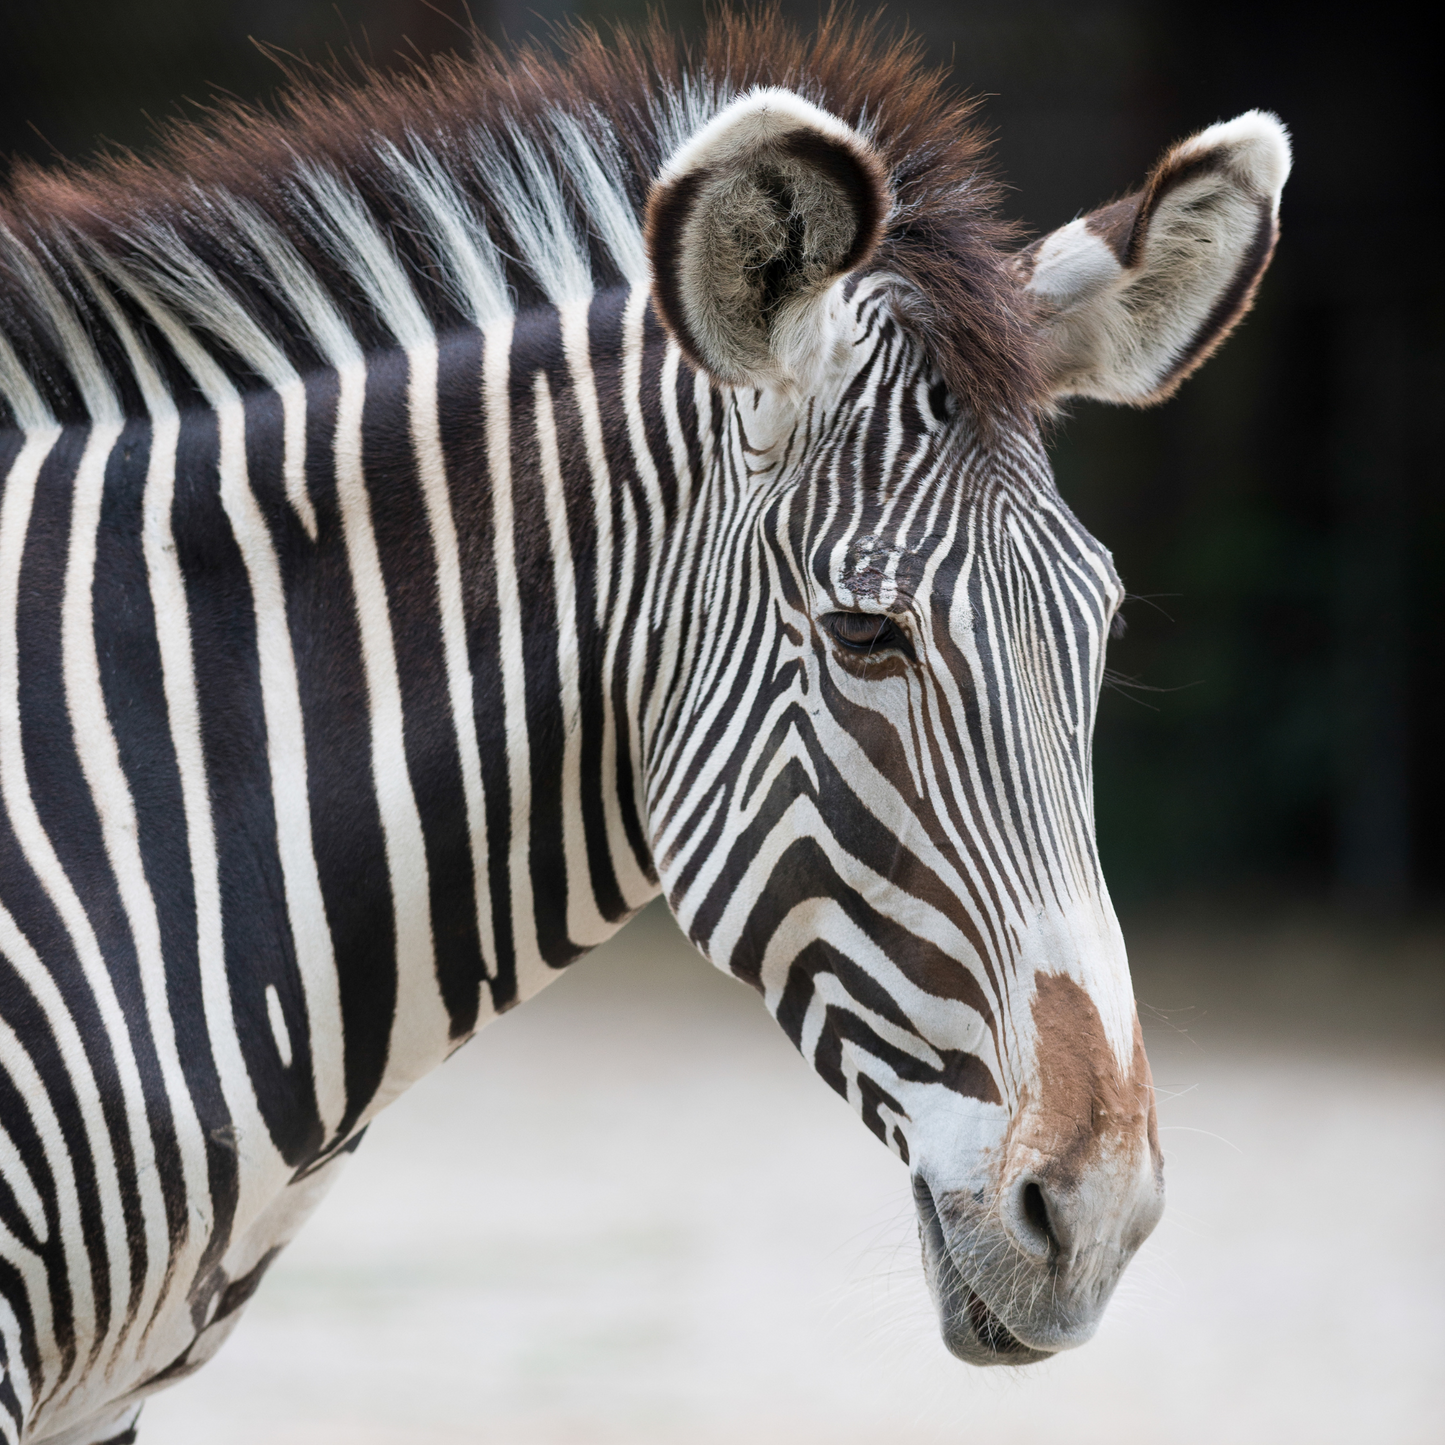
[{"left": 0, "top": 13, "right": 1288, "bottom": 1442}]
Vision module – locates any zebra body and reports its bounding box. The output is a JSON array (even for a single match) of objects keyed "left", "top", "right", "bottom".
[{"left": 0, "top": 14, "right": 1289, "bottom": 1442}]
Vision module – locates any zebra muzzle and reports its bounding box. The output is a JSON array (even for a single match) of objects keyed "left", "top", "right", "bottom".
[{"left": 912, "top": 1176, "right": 1056, "bottom": 1367}]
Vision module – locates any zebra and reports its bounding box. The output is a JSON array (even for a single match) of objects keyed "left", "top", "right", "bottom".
[{"left": 0, "top": 12, "right": 1289, "bottom": 1443}]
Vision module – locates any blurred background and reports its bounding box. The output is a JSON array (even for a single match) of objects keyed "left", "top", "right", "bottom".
[{"left": 2, "top": 3, "right": 1441, "bottom": 1441}]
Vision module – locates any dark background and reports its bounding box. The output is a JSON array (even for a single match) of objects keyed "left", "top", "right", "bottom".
[{"left": 2, "top": 0, "right": 1438, "bottom": 917}]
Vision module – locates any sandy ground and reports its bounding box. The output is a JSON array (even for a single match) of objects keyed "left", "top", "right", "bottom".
[{"left": 140, "top": 903, "right": 1444, "bottom": 1445}]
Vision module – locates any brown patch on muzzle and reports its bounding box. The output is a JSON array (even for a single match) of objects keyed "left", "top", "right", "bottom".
[{"left": 1014, "top": 972, "right": 1160, "bottom": 1189}]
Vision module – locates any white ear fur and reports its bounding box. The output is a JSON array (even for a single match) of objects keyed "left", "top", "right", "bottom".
[
  {"left": 1023, "top": 110, "right": 1292, "bottom": 405},
  {"left": 645, "top": 87, "right": 890, "bottom": 390}
]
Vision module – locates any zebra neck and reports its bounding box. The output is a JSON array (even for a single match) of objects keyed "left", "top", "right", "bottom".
[
  {"left": 465, "top": 288, "right": 671, "bottom": 1011},
  {"left": 267, "top": 285, "right": 681, "bottom": 1124},
  {"left": 0, "top": 283, "right": 695, "bottom": 1150}
]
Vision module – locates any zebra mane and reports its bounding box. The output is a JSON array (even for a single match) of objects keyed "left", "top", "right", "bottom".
[{"left": 0, "top": 7, "right": 1041, "bottom": 428}]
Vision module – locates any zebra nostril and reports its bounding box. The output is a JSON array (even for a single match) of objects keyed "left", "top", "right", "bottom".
[{"left": 1017, "top": 1179, "right": 1061, "bottom": 1257}]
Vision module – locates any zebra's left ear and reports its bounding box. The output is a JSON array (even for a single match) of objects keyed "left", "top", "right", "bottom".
[
  {"left": 1020, "top": 111, "right": 1291, "bottom": 405},
  {"left": 645, "top": 87, "right": 890, "bottom": 389}
]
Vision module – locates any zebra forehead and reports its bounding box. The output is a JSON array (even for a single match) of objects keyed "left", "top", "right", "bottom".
[{"left": 0, "top": 8, "right": 1041, "bottom": 429}]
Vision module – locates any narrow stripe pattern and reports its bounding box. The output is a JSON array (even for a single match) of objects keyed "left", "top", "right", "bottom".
[{"left": 0, "top": 73, "right": 1131, "bottom": 1445}]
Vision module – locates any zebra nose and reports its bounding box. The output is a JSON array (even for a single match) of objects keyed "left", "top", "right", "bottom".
[{"left": 1001, "top": 1160, "right": 1165, "bottom": 1271}]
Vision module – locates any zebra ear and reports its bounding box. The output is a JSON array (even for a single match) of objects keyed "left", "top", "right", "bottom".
[
  {"left": 645, "top": 87, "right": 890, "bottom": 389},
  {"left": 1019, "top": 111, "right": 1291, "bottom": 405}
]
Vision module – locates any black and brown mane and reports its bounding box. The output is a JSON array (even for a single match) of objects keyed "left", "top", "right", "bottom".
[{"left": 0, "top": 7, "right": 1041, "bottom": 428}]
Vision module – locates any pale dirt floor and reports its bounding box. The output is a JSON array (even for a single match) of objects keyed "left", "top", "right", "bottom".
[{"left": 140, "top": 903, "right": 1444, "bottom": 1445}]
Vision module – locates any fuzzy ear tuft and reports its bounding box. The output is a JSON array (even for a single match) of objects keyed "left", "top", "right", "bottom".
[
  {"left": 1020, "top": 110, "right": 1292, "bottom": 405},
  {"left": 645, "top": 87, "right": 891, "bottom": 388}
]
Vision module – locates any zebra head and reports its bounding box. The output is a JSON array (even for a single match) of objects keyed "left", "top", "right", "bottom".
[{"left": 644, "top": 90, "right": 1289, "bottom": 1363}]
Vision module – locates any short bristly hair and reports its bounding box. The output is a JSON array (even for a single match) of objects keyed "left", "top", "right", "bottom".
[{"left": 0, "top": 7, "right": 1042, "bottom": 428}]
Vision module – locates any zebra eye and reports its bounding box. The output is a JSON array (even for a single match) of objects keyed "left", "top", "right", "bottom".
[{"left": 822, "top": 612, "right": 912, "bottom": 656}]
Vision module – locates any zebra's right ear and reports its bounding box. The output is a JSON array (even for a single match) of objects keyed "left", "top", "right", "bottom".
[{"left": 645, "top": 88, "right": 890, "bottom": 390}]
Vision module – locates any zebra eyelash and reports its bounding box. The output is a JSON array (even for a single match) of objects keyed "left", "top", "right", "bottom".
[{"left": 821, "top": 611, "right": 916, "bottom": 659}]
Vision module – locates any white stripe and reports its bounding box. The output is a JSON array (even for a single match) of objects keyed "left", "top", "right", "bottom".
[
  {"left": 277, "top": 377, "right": 318, "bottom": 540},
  {"left": 613, "top": 287, "right": 669, "bottom": 891},
  {"left": 599, "top": 472, "right": 653, "bottom": 907},
  {"left": 409, "top": 344, "right": 497, "bottom": 988},
  {"left": 0, "top": 1117, "right": 46, "bottom": 1246},
  {"left": 264, "top": 985, "right": 293, "bottom": 1069},
  {"left": 484, "top": 321, "right": 542, "bottom": 991},
  {"left": 532, "top": 370, "right": 611, "bottom": 949},
  {"left": 331, "top": 356, "right": 451, "bottom": 1113},
  {"left": 559, "top": 303, "right": 614, "bottom": 628}
]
